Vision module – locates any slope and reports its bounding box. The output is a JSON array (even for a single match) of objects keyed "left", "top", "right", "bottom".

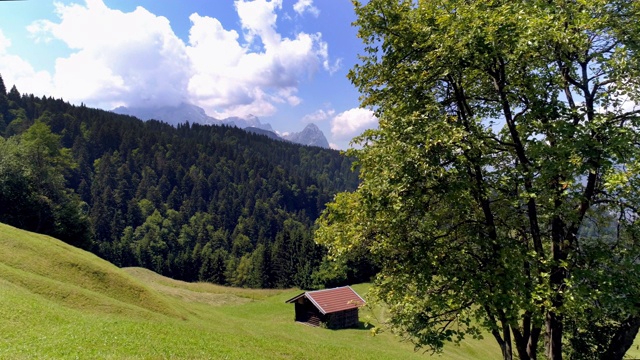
[
  {"left": 4, "top": 222, "right": 640, "bottom": 359},
  {"left": 0, "top": 222, "right": 503, "bottom": 359},
  {"left": 0, "top": 222, "right": 181, "bottom": 319}
]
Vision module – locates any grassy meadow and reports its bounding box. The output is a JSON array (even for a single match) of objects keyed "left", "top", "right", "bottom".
[{"left": 1, "top": 222, "right": 636, "bottom": 359}]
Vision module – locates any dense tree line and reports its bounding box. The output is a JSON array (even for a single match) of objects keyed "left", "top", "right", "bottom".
[{"left": 0, "top": 73, "right": 361, "bottom": 289}]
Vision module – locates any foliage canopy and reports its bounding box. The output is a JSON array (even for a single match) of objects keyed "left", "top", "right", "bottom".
[{"left": 316, "top": 0, "right": 640, "bottom": 359}]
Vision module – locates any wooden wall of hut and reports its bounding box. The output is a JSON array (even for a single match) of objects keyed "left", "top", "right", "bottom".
[
  {"left": 327, "top": 309, "right": 359, "bottom": 329},
  {"left": 294, "top": 298, "right": 322, "bottom": 327}
]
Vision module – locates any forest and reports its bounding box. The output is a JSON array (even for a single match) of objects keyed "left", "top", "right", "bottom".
[{"left": 0, "top": 73, "right": 367, "bottom": 289}]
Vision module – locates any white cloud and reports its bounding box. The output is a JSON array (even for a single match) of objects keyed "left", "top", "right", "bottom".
[
  {"left": 236, "top": 0, "right": 282, "bottom": 47},
  {"left": 22, "top": 0, "right": 334, "bottom": 118},
  {"left": 317, "top": 40, "right": 341, "bottom": 74},
  {"left": 0, "top": 30, "right": 11, "bottom": 51},
  {"left": 185, "top": 0, "right": 331, "bottom": 118},
  {"left": 302, "top": 108, "right": 335, "bottom": 123},
  {"left": 331, "top": 108, "right": 377, "bottom": 139},
  {"left": 0, "top": 30, "right": 54, "bottom": 96},
  {"left": 293, "top": 0, "right": 320, "bottom": 17},
  {"left": 29, "top": 0, "right": 190, "bottom": 109}
]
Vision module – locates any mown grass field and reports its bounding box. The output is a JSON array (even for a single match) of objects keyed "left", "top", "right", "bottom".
[{"left": 0, "top": 222, "right": 636, "bottom": 359}]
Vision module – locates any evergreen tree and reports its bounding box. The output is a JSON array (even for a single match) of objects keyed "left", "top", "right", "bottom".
[
  {"left": 7, "top": 85, "right": 20, "bottom": 104},
  {"left": 0, "top": 73, "right": 6, "bottom": 96},
  {"left": 0, "top": 89, "right": 360, "bottom": 287}
]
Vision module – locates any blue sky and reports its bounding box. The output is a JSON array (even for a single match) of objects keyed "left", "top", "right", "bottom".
[{"left": 0, "top": 0, "right": 377, "bottom": 149}]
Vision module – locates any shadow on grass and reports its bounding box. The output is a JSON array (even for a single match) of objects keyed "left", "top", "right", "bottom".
[
  {"left": 295, "top": 320, "right": 375, "bottom": 331},
  {"left": 329, "top": 321, "right": 374, "bottom": 331},
  {"left": 356, "top": 321, "right": 375, "bottom": 331}
]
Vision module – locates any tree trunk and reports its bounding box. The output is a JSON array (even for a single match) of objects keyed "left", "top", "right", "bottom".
[
  {"left": 514, "top": 325, "right": 541, "bottom": 360},
  {"left": 502, "top": 323, "right": 513, "bottom": 360},
  {"left": 527, "top": 326, "right": 541, "bottom": 360},
  {"left": 493, "top": 330, "right": 513, "bottom": 360},
  {"left": 546, "top": 311, "right": 563, "bottom": 360},
  {"left": 601, "top": 316, "right": 640, "bottom": 360},
  {"left": 488, "top": 313, "right": 513, "bottom": 360},
  {"left": 547, "top": 208, "right": 569, "bottom": 360},
  {"left": 501, "top": 344, "right": 513, "bottom": 360}
]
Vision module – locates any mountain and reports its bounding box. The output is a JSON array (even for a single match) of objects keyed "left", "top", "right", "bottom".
[
  {"left": 282, "top": 123, "right": 330, "bottom": 149},
  {"left": 221, "top": 115, "right": 273, "bottom": 132},
  {"left": 244, "top": 123, "right": 330, "bottom": 149},
  {"left": 112, "top": 102, "right": 274, "bottom": 131},
  {"left": 245, "top": 126, "right": 281, "bottom": 140},
  {"left": 113, "top": 102, "right": 213, "bottom": 126},
  {"left": 0, "top": 89, "right": 360, "bottom": 289},
  {"left": 113, "top": 103, "right": 330, "bottom": 148}
]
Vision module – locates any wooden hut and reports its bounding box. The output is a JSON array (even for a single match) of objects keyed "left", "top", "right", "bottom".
[{"left": 285, "top": 286, "right": 365, "bottom": 329}]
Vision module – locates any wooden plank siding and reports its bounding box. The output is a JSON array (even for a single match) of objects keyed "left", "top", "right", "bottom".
[
  {"left": 327, "top": 309, "right": 359, "bottom": 329},
  {"left": 286, "top": 286, "right": 365, "bottom": 329}
]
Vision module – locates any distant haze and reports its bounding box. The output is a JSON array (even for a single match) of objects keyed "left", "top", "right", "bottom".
[{"left": 113, "top": 102, "right": 330, "bottom": 148}]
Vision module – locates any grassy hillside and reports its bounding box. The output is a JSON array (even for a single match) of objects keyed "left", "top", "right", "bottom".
[{"left": 0, "top": 222, "right": 513, "bottom": 359}]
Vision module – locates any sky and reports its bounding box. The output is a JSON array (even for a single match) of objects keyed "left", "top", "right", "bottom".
[{"left": 0, "top": 0, "right": 377, "bottom": 149}]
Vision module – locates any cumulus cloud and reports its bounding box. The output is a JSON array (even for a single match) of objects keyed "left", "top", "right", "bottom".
[
  {"left": 331, "top": 108, "right": 377, "bottom": 139},
  {"left": 293, "top": 0, "right": 320, "bottom": 17},
  {"left": 0, "top": 30, "right": 54, "bottom": 96},
  {"left": 302, "top": 108, "right": 335, "bottom": 123},
  {"left": 0, "top": 30, "right": 10, "bottom": 50},
  {"left": 236, "top": 0, "right": 282, "bottom": 47},
  {"left": 25, "top": 0, "right": 334, "bottom": 118},
  {"left": 29, "top": 0, "right": 190, "bottom": 109},
  {"left": 185, "top": 0, "right": 332, "bottom": 118}
]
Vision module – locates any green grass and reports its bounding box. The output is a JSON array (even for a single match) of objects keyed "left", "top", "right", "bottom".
[{"left": 0, "top": 222, "right": 507, "bottom": 359}]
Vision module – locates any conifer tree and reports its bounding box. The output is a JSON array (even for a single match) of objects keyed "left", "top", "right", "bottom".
[
  {"left": 0, "top": 73, "right": 6, "bottom": 96},
  {"left": 7, "top": 85, "right": 19, "bottom": 103}
]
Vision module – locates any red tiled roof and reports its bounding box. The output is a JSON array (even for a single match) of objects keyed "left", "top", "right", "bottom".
[{"left": 286, "top": 286, "right": 366, "bottom": 314}]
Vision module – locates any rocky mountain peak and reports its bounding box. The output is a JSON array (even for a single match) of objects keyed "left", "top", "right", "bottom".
[
  {"left": 282, "top": 123, "right": 330, "bottom": 149},
  {"left": 112, "top": 103, "right": 329, "bottom": 149}
]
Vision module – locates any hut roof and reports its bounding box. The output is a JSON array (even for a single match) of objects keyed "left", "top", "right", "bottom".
[{"left": 285, "top": 286, "right": 366, "bottom": 315}]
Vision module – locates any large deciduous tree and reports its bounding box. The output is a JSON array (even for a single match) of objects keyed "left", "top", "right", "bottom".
[
  {"left": 316, "top": 1, "right": 640, "bottom": 359},
  {"left": 0, "top": 120, "right": 91, "bottom": 249}
]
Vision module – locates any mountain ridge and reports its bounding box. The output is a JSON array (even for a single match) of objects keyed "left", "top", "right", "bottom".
[
  {"left": 282, "top": 123, "right": 330, "bottom": 149},
  {"left": 1, "top": 88, "right": 360, "bottom": 289},
  {"left": 112, "top": 102, "right": 329, "bottom": 148}
]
